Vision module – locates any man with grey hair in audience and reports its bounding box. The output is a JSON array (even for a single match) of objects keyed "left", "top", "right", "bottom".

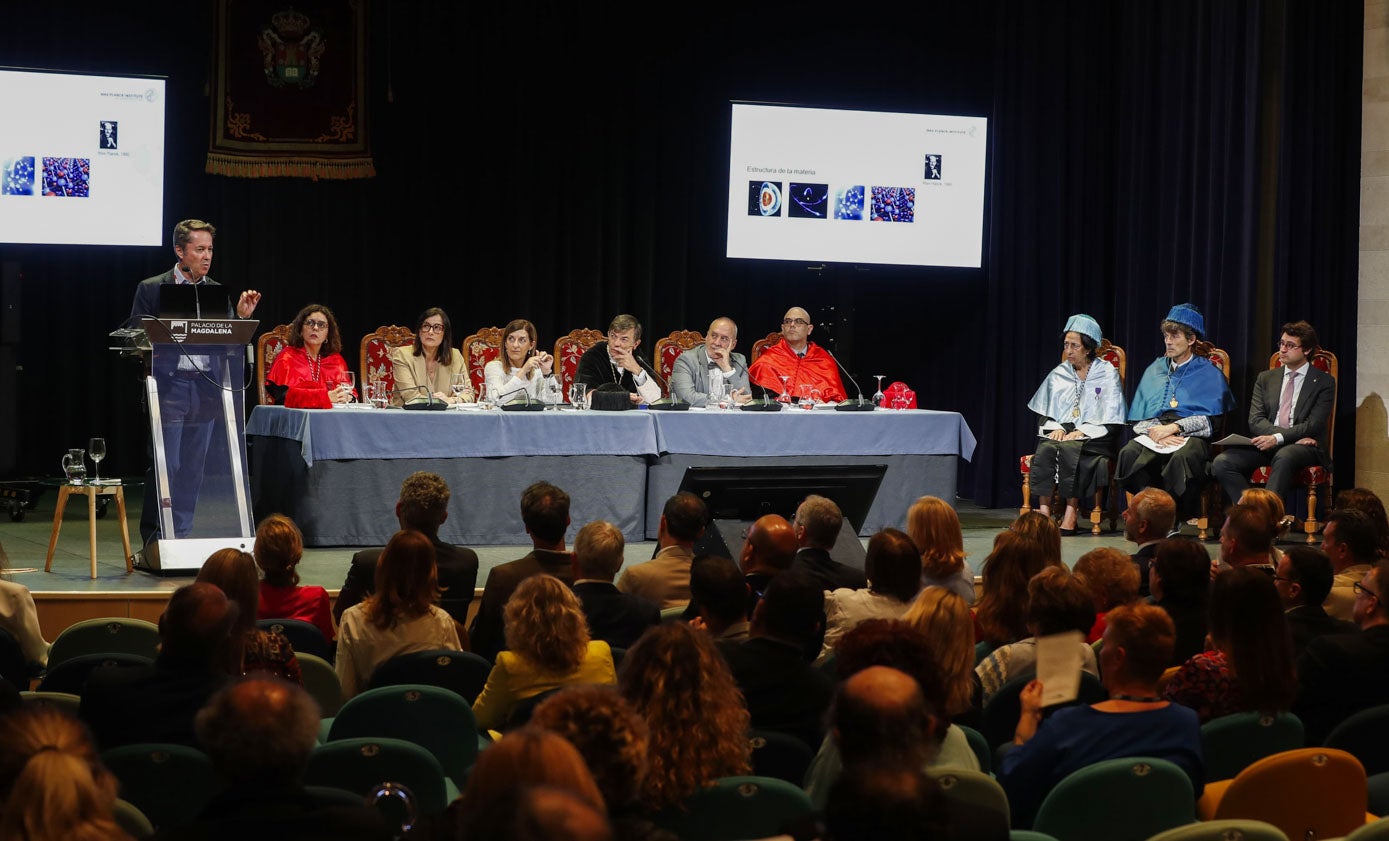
[
  {"left": 160, "top": 677, "right": 391, "bottom": 840},
  {"left": 791, "top": 494, "right": 867, "bottom": 592},
  {"left": 572, "top": 520, "right": 660, "bottom": 650},
  {"left": 1124, "top": 486, "right": 1177, "bottom": 599}
]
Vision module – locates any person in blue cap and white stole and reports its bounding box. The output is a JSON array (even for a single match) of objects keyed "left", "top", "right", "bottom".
[
  {"left": 1116, "top": 303, "right": 1237, "bottom": 520},
  {"left": 1026, "top": 314, "right": 1128, "bottom": 535}
]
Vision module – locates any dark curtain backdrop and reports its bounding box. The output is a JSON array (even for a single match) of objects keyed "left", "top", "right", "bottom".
[{"left": 0, "top": 1, "right": 1361, "bottom": 511}]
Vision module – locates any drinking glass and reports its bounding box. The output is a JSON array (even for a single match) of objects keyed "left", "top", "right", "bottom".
[
  {"left": 714, "top": 380, "right": 731, "bottom": 411},
  {"left": 89, "top": 437, "right": 107, "bottom": 483},
  {"left": 542, "top": 378, "right": 562, "bottom": 409},
  {"left": 451, "top": 373, "right": 471, "bottom": 404},
  {"left": 798, "top": 383, "right": 815, "bottom": 410},
  {"left": 778, "top": 374, "right": 792, "bottom": 402},
  {"left": 708, "top": 378, "right": 725, "bottom": 410},
  {"left": 568, "top": 382, "right": 587, "bottom": 409},
  {"left": 341, "top": 371, "right": 357, "bottom": 401},
  {"left": 872, "top": 375, "right": 886, "bottom": 407}
]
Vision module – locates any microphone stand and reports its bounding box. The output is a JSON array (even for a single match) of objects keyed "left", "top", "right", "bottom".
[{"left": 825, "top": 347, "right": 875, "bottom": 412}]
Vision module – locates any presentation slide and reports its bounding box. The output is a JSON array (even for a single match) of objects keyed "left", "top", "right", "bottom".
[
  {"left": 726, "top": 102, "right": 988, "bottom": 269},
  {"left": 0, "top": 67, "right": 166, "bottom": 247}
]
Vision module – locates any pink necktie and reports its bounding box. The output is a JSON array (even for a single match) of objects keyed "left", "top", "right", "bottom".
[{"left": 1278, "top": 371, "right": 1297, "bottom": 427}]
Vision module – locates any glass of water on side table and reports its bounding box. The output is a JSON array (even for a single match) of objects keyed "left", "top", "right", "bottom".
[{"left": 89, "top": 437, "right": 107, "bottom": 483}]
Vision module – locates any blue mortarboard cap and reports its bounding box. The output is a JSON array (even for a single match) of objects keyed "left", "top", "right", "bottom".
[
  {"left": 1063, "top": 314, "right": 1103, "bottom": 345},
  {"left": 1164, "top": 303, "right": 1205, "bottom": 339}
]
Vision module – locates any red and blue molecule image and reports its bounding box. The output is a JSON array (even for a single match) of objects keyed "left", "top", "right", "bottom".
[
  {"left": 42, "top": 157, "right": 90, "bottom": 197},
  {"left": 870, "top": 186, "right": 914, "bottom": 222}
]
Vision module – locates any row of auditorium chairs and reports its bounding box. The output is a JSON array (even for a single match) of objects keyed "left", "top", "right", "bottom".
[{"left": 255, "top": 323, "right": 791, "bottom": 407}]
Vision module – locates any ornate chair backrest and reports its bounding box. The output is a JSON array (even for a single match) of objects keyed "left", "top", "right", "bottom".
[
  {"left": 256, "top": 324, "right": 292, "bottom": 405},
  {"left": 360, "top": 325, "right": 416, "bottom": 399},
  {"left": 1268, "top": 348, "right": 1338, "bottom": 459},
  {"left": 1192, "top": 339, "right": 1231, "bottom": 382},
  {"left": 461, "top": 327, "right": 504, "bottom": 394},
  {"left": 751, "top": 332, "right": 782, "bottom": 364},
  {"left": 553, "top": 328, "right": 605, "bottom": 399},
  {"left": 654, "top": 330, "right": 704, "bottom": 396}
]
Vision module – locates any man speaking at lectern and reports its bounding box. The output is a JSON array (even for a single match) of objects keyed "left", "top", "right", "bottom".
[
  {"left": 748, "top": 306, "right": 846, "bottom": 403},
  {"left": 128, "top": 219, "right": 262, "bottom": 545}
]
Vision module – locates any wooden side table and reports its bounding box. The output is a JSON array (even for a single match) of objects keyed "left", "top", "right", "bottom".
[{"left": 45, "top": 482, "right": 133, "bottom": 579}]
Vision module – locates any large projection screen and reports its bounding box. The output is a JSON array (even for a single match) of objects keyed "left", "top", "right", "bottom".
[
  {"left": 726, "top": 102, "right": 987, "bottom": 269},
  {"left": 0, "top": 67, "right": 166, "bottom": 247}
]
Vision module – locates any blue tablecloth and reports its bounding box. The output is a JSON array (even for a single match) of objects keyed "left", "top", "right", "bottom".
[{"left": 651, "top": 408, "right": 977, "bottom": 458}]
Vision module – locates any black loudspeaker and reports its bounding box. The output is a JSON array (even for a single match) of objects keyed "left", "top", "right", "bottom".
[{"left": 694, "top": 519, "right": 867, "bottom": 571}]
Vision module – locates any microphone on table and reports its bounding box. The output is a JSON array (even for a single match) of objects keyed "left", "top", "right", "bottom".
[
  {"left": 740, "top": 380, "right": 783, "bottom": 412},
  {"left": 823, "top": 346, "right": 875, "bottom": 412},
  {"left": 497, "top": 384, "right": 544, "bottom": 411},
  {"left": 396, "top": 383, "right": 448, "bottom": 411}
]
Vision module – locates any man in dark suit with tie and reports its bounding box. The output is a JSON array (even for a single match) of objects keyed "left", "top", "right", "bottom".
[
  {"left": 1211, "top": 321, "right": 1334, "bottom": 510},
  {"left": 1123, "top": 487, "right": 1177, "bottom": 599},
  {"left": 571, "top": 519, "right": 660, "bottom": 650},
  {"left": 791, "top": 494, "right": 867, "bottom": 592}
]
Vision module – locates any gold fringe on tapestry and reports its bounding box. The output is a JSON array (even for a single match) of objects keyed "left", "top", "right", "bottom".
[{"left": 205, "top": 153, "right": 376, "bottom": 181}]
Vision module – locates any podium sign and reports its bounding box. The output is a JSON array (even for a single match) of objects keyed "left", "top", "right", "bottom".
[{"left": 140, "top": 317, "right": 258, "bottom": 571}]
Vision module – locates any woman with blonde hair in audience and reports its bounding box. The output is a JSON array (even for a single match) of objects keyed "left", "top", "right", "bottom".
[
  {"left": 336, "top": 530, "right": 459, "bottom": 699},
  {"left": 1073, "top": 546, "right": 1141, "bottom": 642},
  {"left": 196, "top": 548, "right": 302, "bottom": 685},
  {"left": 1335, "top": 487, "right": 1389, "bottom": 558},
  {"left": 1010, "top": 510, "right": 1064, "bottom": 567},
  {"left": 472, "top": 574, "right": 617, "bottom": 732},
  {"left": 818, "top": 528, "right": 923, "bottom": 663},
  {"left": 253, "top": 513, "right": 335, "bottom": 643},
  {"left": 1239, "top": 487, "right": 1292, "bottom": 557},
  {"left": 1162, "top": 566, "right": 1297, "bottom": 723},
  {"left": 618, "top": 620, "right": 751, "bottom": 811},
  {"left": 973, "top": 529, "right": 1051, "bottom": 648},
  {"left": 0, "top": 705, "right": 134, "bottom": 841},
  {"left": 902, "top": 587, "right": 979, "bottom": 724},
  {"left": 906, "top": 495, "right": 975, "bottom": 603}
]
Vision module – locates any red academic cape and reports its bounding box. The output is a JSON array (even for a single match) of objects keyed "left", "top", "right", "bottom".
[
  {"left": 748, "top": 340, "right": 846, "bottom": 402},
  {"left": 266, "top": 346, "right": 354, "bottom": 408}
]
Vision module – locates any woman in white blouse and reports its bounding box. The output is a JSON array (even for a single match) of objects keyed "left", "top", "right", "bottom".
[{"left": 483, "top": 319, "right": 558, "bottom": 403}]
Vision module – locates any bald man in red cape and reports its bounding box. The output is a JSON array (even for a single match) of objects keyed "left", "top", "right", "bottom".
[{"left": 748, "top": 306, "right": 846, "bottom": 403}]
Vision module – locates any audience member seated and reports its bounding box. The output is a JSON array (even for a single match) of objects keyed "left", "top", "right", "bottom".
[
  {"left": 196, "top": 549, "right": 302, "bottom": 685},
  {"left": 618, "top": 621, "right": 751, "bottom": 811},
  {"left": 1149, "top": 538, "right": 1213, "bottom": 666},
  {"left": 159, "top": 677, "right": 392, "bottom": 840},
  {"left": 739, "top": 514, "right": 798, "bottom": 617},
  {"left": 686, "top": 555, "right": 752, "bottom": 643},
  {"left": 472, "top": 574, "right": 617, "bottom": 733},
  {"left": 336, "top": 530, "right": 461, "bottom": 699},
  {"left": 1025, "top": 313, "right": 1127, "bottom": 535},
  {"left": 1073, "top": 547, "right": 1141, "bottom": 642},
  {"left": 335, "top": 471, "right": 479, "bottom": 635},
  {"left": 907, "top": 495, "right": 976, "bottom": 604},
  {"left": 998, "top": 602, "right": 1204, "bottom": 829},
  {"left": 746, "top": 306, "right": 846, "bottom": 403},
  {"left": 1238, "top": 487, "right": 1293, "bottom": 554},
  {"left": 824, "top": 763, "right": 973, "bottom": 841},
  {"left": 1322, "top": 508, "right": 1381, "bottom": 621},
  {"left": 254, "top": 514, "right": 335, "bottom": 643},
  {"left": 806, "top": 620, "right": 980, "bottom": 809},
  {"left": 790, "top": 495, "right": 867, "bottom": 591},
  {"left": 531, "top": 685, "right": 680, "bottom": 841},
  {"left": 972, "top": 530, "right": 1051, "bottom": 648},
  {"left": 1295, "top": 558, "right": 1389, "bottom": 745},
  {"left": 976, "top": 566, "right": 1098, "bottom": 705},
  {"left": 1275, "top": 545, "right": 1356, "bottom": 657},
  {"left": 1124, "top": 487, "right": 1178, "bottom": 599},
  {"left": 0, "top": 705, "right": 134, "bottom": 841},
  {"left": 1214, "top": 502, "right": 1277, "bottom": 573},
  {"left": 616, "top": 492, "right": 708, "bottom": 610},
  {"left": 0, "top": 542, "right": 50, "bottom": 671},
  {"left": 1333, "top": 487, "right": 1389, "bottom": 558},
  {"left": 81, "top": 582, "right": 236, "bottom": 749},
  {"left": 265, "top": 304, "right": 354, "bottom": 407},
  {"left": 902, "top": 589, "right": 981, "bottom": 727},
  {"left": 719, "top": 571, "right": 833, "bottom": 752},
  {"left": 1162, "top": 566, "right": 1296, "bottom": 723},
  {"left": 1010, "top": 510, "right": 1064, "bottom": 568},
  {"left": 670, "top": 316, "right": 752, "bottom": 407},
  {"left": 571, "top": 521, "right": 660, "bottom": 650},
  {"left": 484, "top": 318, "right": 557, "bottom": 403},
  {"left": 445, "top": 727, "right": 610, "bottom": 840},
  {"left": 819, "top": 528, "right": 922, "bottom": 662},
  {"left": 470, "top": 481, "right": 574, "bottom": 662},
  {"left": 391, "top": 306, "right": 472, "bottom": 406},
  {"left": 576, "top": 313, "right": 662, "bottom": 404}
]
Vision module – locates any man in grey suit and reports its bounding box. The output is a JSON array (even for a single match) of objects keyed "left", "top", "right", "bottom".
[
  {"left": 670, "top": 316, "right": 752, "bottom": 406},
  {"left": 1212, "top": 320, "right": 1334, "bottom": 508}
]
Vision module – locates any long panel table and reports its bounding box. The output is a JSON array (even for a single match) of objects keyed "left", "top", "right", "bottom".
[{"left": 245, "top": 404, "right": 976, "bottom": 547}]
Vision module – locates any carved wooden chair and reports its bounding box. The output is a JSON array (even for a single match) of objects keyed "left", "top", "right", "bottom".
[
  {"left": 460, "top": 327, "right": 504, "bottom": 395},
  {"left": 653, "top": 329, "right": 704, "bottom": 396},
  {"left": 1019, "top": 338, "right": 1127, "bottom": 534},
  {"left": 255, "top": 324, "right": 293, "bottom": 405},
  {"left": 1193, "top": 340, "right": 1233, "bottom": 540},
  {"left": 553, "top": 327, "right": 604, "bottom": 402},
  {"left": 750, "top": 332, "right": 782, "bottom": 363},
  {"left": 1249, "top": 348, "right": 1338, "bottom": 543},
  {"left": 359, "top": 325, "right": 416, "bottom": 402}
]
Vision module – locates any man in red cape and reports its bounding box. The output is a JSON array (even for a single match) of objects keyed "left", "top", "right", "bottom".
[{"left": 748, "top": 306, "right": 846, "bottom": 403}]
